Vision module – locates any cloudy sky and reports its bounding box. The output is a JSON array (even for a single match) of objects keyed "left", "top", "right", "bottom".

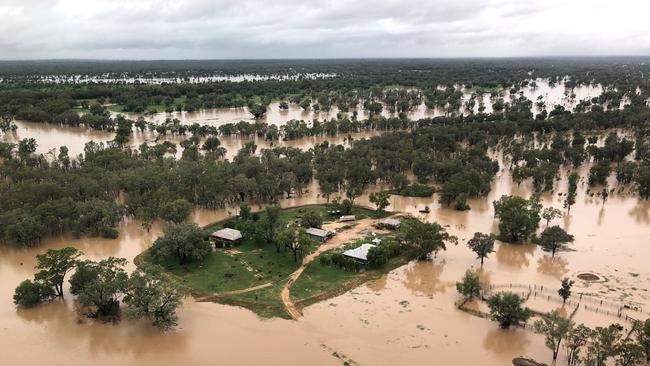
[{"left": 1, "top": 0, "right": 649, "bottom": 59}]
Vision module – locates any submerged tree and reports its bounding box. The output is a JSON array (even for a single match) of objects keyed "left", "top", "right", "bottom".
[
  {"left": 493, "top": 195, "right": 541, "bottom": 243},
  {"left": 401, "top": 219, "right": 457, "bottom": 260},
  {"left": 124, "top": 264, "right": 184, "bottom": 329},
  {"left": 467, "top": 232, "right": 496, "bottom": 267},
  {"left": 487, "top": 292, "right": 531, "bottom": 328},
  {"left": 565, "top": 324, "right": 591, "bottom": 366},
  {"left": 150, "top": 224, "right": 211, "bottom": 265},
  {"left": 34, "top": 247, "right": 83, "bottom": 298},
  {"left": 69, "top": 257, "right": 129, "bottom": 318},
  {"left": 536, "top": 226, "right": 575, "bottom": 257},
  {"left": 542, "top": 207, "right": 562, "bottom": 227},
  {"left": 564, "top": 172, "right": 580, "bottom": 212},
  {"left": 534, "top": 310, "right": 573, "bottom": 362},
  {"left": 13, "top": 279, "right": 55, "bottom": 308},
  {"left": 558, "top": 277, "right": 575, "bottom": 304},
  {"left": 456, "top": 270, "right": 482, "bottom": 301}
]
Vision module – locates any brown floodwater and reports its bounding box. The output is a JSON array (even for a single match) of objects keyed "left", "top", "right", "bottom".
[
  {"left": 1, "top": 127, "right": 649, "bottom": 365},
  {"left": 114, "top": 79, "right": 603, "bottom": 126}
]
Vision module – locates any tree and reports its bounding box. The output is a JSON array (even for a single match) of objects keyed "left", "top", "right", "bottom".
[
  {"left": 558, "top": 277, "right": 575, "bottom": 304},
  {"left": 614, "top": 338, "right": 644, "bottom": 366},
  {"left": 13, "top": 280, "right": 54, "bottom": 308},
  {"left": 283, "top": 227, "right": 312, "bottom": 262},
  {"left": 493, "top": 195, "right": 541, "bottom": 243},
  {"left": 537, "top": 226, "right": 575, "bottom": 257},
  {"left": 564, "top": 172, "right": 579, "bottom": 212},
  {"left": 534, "top": 310, "right": 572, "bottom": 361},
  {"left": 124, "top": 264, "right": 184, "bottom": 329},
  {"left": 69, "top": 257, "right": 129, "bottom": 317},
  {"left": 369, "top": 191, "right": 390, "bottom": 212},
  {"left": 160, "top": 198, "right": 192, "bottom": 223},
  {"left": 632, "top": 319, "right": 650, "bottom": 362},
  {"left": 3, "top": 212, "right": 46, "bottom": 247},
  {"left": 367, "top": 245, "right": 390, "bottom": 269},
  {"left": 150, "top": 223, "right": 211, "bottom": 265},
  {"left": 34, "top": 247, "right": 82, "bottom": 298},
  {"left": 456, "top": 270, "right": 482, "bottom": 301},
  {"left": 586, "top": 326, "right": 621, "bottom": 366},
  {"left": 565, "top": 324, "right": 591, "bottom": 366},
  {"left": 486, "top": 292, "right": 531, "bottom": 328},
  {"left": 467, "top": 232, "right": 495, "bottom": 267},
  {"left": 401, "top": 219, "right": 457, "bottom": 260},
  {"left": 259, "top": 204, "right": 282, "bottom": 249},
  {"left": 300, "top": 211, "right": 323, "bottom": 229},
  {"left": 542, "top": 207, "right": 562, "bottom": 226}
]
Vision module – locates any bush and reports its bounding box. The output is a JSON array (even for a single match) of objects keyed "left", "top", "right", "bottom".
[
  {"left": 13, "top": 280, "right": 54, "bottom": 308},
  {"left": 300, "top": 211, "right": 323, "bottom": 228},
  {"left": 393, "top": 184, "right": 436, "bottom": 197},
  {"left": 367, "top": 246, "right": 389, "bottom": 268}
]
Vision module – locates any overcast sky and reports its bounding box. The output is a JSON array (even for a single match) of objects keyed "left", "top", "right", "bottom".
[{"left": 1, "top": 0, "right": 649, "bottom": 59}]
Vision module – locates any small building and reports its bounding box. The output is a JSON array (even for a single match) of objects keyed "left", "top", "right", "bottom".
[
  {"left": 339, "top": 215, "right": 356, "bottom": 222},
  {"left": 376, "top": 218, "right": 401, "bottom": 230},
  {"left": 371, "top": 238, "right": 382, "bottom": 245},
  {"left": 305, "top": 227, "right": 332, "bottom": 242},
  {"left": 342, "top": 243, "right": 376, "bottom": 264},
  {"left": 210, "top": 228, "right": 243, "bottom": 248}
]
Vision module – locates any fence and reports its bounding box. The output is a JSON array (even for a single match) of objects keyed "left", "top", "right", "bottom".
[{"left": 483, "top": 283, "right": 650, "bottom": 323}]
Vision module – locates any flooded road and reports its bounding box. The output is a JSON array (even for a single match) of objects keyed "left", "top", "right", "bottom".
[{"left": 1, "top": 126, "right": 649, "bottom": 365}]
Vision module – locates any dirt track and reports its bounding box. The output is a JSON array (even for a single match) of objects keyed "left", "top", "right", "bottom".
[{"left": 280, "top": 218, "right": 387, "bottom": 319}]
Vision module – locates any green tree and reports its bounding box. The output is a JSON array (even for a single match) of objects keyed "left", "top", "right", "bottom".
[
  {"left": 558, "top": 277, "right": 575, "bottom": 304},
  {"left": 34, "top": 247, "right": 82, "bottom": 298},
  {"left": 536, "top": 225, "right": 575, "bottom": 257},
  {"left": 534, "top": 310, "right": 572, "bottom": 361},
  {"left": 160, "top": 198, "right": 192, "bottom": 223},
  {"left": 632, "top": 319, "right": 650, "bottom": 362},
  {"left": 564, "top": 172, "right": 580, "bottom": 212},
  {"left": 486, "top": 292, "right": 531, "bottom": 328},
  {"left": 586, "top": 326, "right": 621, "bottom": 366},
  {"left": 456, "top": 270, "right": 482, "bottom": 301},
  {"left": 401, "top": 219, "right": 457, "bottom": 260},
  {"left": 565, "top": 324, "right": 591, "bottom": 366},
  {"left": 124, "top": 264, "right": 184, "bottom": 329},
  {"left": 367, "top": 245, "right": 390, "bottom": 269},
  {"left": 69, "top": 257, "right": 129, "bottom": 317},
  {"left": 614, "top": 338, "right": 644, "bottom": 366},
  {"left": 369, "top": 191, "right": 390, "bottom": 212},
  {"left": 259, "top": 204, "right": 282, "bottom": 248},
  {"left": 300, "top": 211, "right": 323, "bottom": 228},
  {"left": 13, "top": 280, "right": 54, "bottom": 308},
  {"left": 150, "top": 223, "right": 211, "bottom": 265},
  {"left": 542, "top": 206, "right": 562, "bottom": 226},
  {"left": 493, "top": 195, "right": 541, "bottom": 243},
  {"left": 467, "top": 232, "right": 495, "bottom": 267}
]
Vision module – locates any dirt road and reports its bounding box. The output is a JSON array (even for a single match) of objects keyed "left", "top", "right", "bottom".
[{"left": 280, "top": 218, "right": 387, "bottom": 319}]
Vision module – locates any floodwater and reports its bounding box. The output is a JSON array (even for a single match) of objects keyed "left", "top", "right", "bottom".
[
  {"left": 1, "top": 129, "right": 649, "bottom": 365},
  {"left": 114, "top": 79, "right": 604, "bottom": 126}
]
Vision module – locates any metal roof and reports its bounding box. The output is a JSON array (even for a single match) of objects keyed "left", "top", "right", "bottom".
[
  {"left": 342, "top": 243, "right": 376, "bottom": 261},
  {"left": 305, "top": 227, "right": 331, "bottom": 238},
  {"left": 211, "top": 228, "right": 243, "bottom": 241},
  {"left": 380, "top": 218, "right": 401, "bottom": 227}
]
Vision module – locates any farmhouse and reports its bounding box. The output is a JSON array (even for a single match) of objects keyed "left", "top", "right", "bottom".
[
  {"left": 210, "top": 228, "right": 243, "bottom": 247},
  {"left": 305, "top": 227, "right": 333, "bottom": 242},
  {"left": 342, "top": 243, "right": 376, "bottom": 264}
]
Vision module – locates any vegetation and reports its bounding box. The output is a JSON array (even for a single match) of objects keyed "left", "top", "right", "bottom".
[
  {"left": 493, "top": 195, "right": 541, "bottom": 243},
  {"left": 399, "top": 218, "right": 457, "bottom": 260},
  {"left": 558, "top": 278, "right": 574, "bottom": 304},
  {"left": 150, "top": 223, "right": 211, "bottom": 265},
  {"left": 486, "top": 292, "right": 531, "bottom": 328},
  {"left": 456, "top": 270, "right": 482, "bottom": 301},
  {"left": 467, "top": 232, "right": 495, "bottom": 267},
  {"left": 534, "top": 310, "right": 572, "bottom": 362},
  {"left": 535, "top": 226, "right": 575, "bottom": 257}
]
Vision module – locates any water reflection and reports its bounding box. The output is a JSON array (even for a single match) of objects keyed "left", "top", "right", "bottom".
[
  {"left": 402, "top": 260, "right": 450, "bottom": 296},
  {"left": 536, "top": 255, "right": 569, "bottom": 279},
  {"left": 495, "top": 243, "right": 536, "bottom": 270}
]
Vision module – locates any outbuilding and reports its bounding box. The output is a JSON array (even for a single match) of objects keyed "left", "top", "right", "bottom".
[
  {"left": 305, "top": 227, "right": 333, "bottom": 242},
  {"left": 210, "top": 228, "right": 243, "bottom": 248},
  {"left": 376, "top": 218, "right": 401, "bottom": 230},
  {"left": 342, "top": 243, "right": 376, "bottom": 264},
  {"left": 339, "top": 215, "right": 356, "bottom": 222}
]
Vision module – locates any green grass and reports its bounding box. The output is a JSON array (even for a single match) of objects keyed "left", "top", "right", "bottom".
[{"left": 138, "top": 204, "right": 397, "bottom": 318}]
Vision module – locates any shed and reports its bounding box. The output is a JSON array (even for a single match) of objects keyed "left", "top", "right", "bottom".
[
  {"left": 305, "top": 227, "right": 332, "bottom": 242},
  {"left": 377, "top": 218, "right": 401, "bottom": 230},
  {"left": 210, "top": 228, "right": 243, "bottom": 248},
  {"left": 343, "top": 243, "right": 376, "bottom": 263},
  {"left": 339, "top": 215, "right": 356, "bottom": 222}
]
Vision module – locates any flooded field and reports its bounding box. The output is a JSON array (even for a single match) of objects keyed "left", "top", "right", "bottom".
[
  {"left": 113, "top": 79, "right": 604, "bottom": 126},
  {"left": 1, "top": 118, "right": 648, "bottom": 365}
]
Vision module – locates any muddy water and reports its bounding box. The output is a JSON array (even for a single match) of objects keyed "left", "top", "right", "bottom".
[
  {"left": 3, "top": 120, "right": 381, "bottom": 159},
  {"left": 1, "top": 131, "right": 649, "bottom": 365},
  {"left": 116, "top": 80, "right": 602, "bottom": 126}
]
